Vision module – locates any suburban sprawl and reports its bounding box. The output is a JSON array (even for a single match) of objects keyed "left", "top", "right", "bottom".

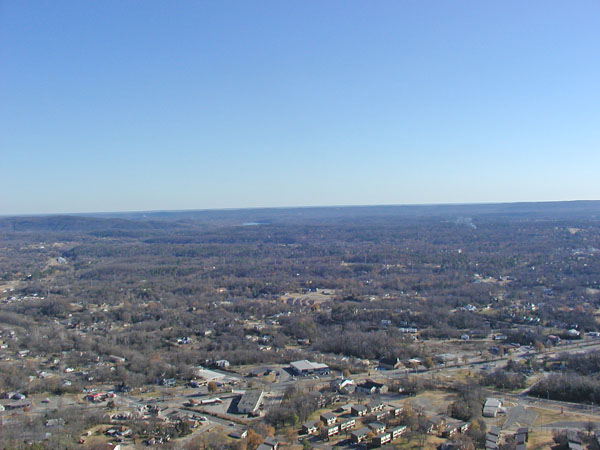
[{"left": 1, "top": 202, "right": 600, "bottom": 449}]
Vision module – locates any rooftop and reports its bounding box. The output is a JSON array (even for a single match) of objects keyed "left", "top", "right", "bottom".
[
  {"left": 238, "top": 389, "right": 264, "bottom": 412},
  {"left": 290, "top": 360, "right": 329, "bottom": 371}
]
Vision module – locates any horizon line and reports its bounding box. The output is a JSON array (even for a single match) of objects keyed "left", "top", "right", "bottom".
[{"left": 2, "top": 198, "right": 600, "bottom": 219}]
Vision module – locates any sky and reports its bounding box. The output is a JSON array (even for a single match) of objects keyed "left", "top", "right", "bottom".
[{"left": 1, "top": 1, "right": 599, "bottom": 215}]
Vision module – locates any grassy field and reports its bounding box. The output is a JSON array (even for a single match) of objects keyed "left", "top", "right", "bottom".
[
  {"left": 532, "top": 405, "right": 598, "bottom": 427},
  {"left": 526, "top": 429, "right": 556, "bottom": 450},
  {"left": 391, "top": 435, "right": 446, "bottom": 449}
]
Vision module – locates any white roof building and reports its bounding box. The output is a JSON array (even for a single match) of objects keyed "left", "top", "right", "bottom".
[{"left": 289, "top": 360, "right": 329, "bottom": 376}]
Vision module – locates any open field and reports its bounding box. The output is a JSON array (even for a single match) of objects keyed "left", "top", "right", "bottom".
[
  {"left": 404, "top": 391, "right": 457, "bottom": 414},
  {"left": 532, "top": 405, "right": 600, "bottom": 428},
  {"left": 526, "top": 429, "right": 556, "bottom": 450}
]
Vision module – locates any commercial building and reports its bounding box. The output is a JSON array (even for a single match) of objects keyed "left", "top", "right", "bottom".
[
  {"left": 289, "top": 360, "right": 330, "bottom": 376},
  {"left": 483, "top": 398, "right": 503, "bottom": 418},
  {"left": 237, "top": 390, "right": 264, "bottom": 415}
]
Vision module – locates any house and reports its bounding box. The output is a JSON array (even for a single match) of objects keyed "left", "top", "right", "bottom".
[
  {"left": 320, "top": 412, "right": 337, "bottom": 426},
  {"left": 373, "top": 410, "right": 389, "bottom": 422},
  {"left": 488, "top": 426, "right": 500, "bottom": 439},
  {"left": 350, "top": 427, "right": 370, "bottom": 443},
  {"left": 388, "top": 405, "right": 403, "bottom": 417},
  {"left": 567, "top": 429, "right": 582, "bottom": 449},
  {"left": 337, "top": 403, "right": 353, "bottom": 413},
  {"left": 351, "top": 404, "right": 368, "bottom": 417},
  {"left": 321, "top": 425, "right": 339, "bottom": 439},
  {"left": 483, "top": 398, "right": 502, "bottom": 418},
  {"left": 515, "top": 427, "right": 528, "bottom": 444},
  {"left": 263, "top": 437, "right": 279, "bottom": 449},
  {"left": 339, "top": 418, "right": 355, "bottom": 432},
  {"left": 237, "top": 390, "right": 264, "bottom": 415},
  {"left": 368, "top": 422, "right": 386, "bottom": 434},
  {"left": 435, "top": 353, "right": 458, "bottom": 365},
  {"left": 486, "top": 425, "right": 500, "bottom": 450},
  {"left": 379, "top": 357, "right": 403, "bottom": 370},
  {"left": 5, "top": 392, "right": 26, "bottom": 400},
  {"left": 390, "top": 425, "right": 407, "bottom": 439},
  {"left": 399, "top": 327, "right": 418, "bottom": 334},
  {"left": 441, "top": 419, "right": 469, "bottom": 437},
  {"left": 86, "top": 392, "right": 107, "bottom": 403},
  {"left": 547, "top": 335, "right": 561, "bottom": 345},
  {"left": 5, "top": 400, "right": 31, "bottom": 410},
  {"left": 229, "top": 430, "right": 248, "bottom": 439},
  {"left": 289, "top": 360, "right": 330, "bottom": 376},
  {"left": 301, "top": 420, "right": 319, "bottom": 435},
  {"left": 112, "top": 412, "right": 132, "bottom": 421},
  {"left": 426, "top": 415, "right": 446, "bottom": 434},
  {"left": 373, "top": 432, "right": 392, "bottom": 446},
  {"left": 485, "top": 442, "right": 498, "bottom": 450},
  {"left": 407, "top": 357, "right": 423, "bottom": 368},
  {"left": 356, "top": 380, "right": 388, "bottom": 395},
  {"left": 115, "top": 383, "right": 132, "bottom": 393},
  {"left": 440, "top": 443, "right": 459, "bottom": 450},
  {"left": 317, "top": 393, "right": 337, "bottom": 408},
  {"left": 368, "top": 400, "right": 385, "bottom": 412},
  {"left": 109, "top": 355, "right": 126, "bottom": 364},
  {"left": 215, "top": 359, "right": 230, "bottom": 368},
  {"left": 159, "top": 378, "right": 176, "bottom": 387},
  {"left": 330, "top": 378, "right": 355, "bottom": 394}
]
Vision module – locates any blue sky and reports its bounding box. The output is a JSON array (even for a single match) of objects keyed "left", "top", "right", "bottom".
[{"left": 2, "top": 1, "right": 599, "bottom": 215}]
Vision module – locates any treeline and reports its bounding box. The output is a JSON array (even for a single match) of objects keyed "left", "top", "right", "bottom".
[
  {"left": 265, "top": 385, "right": 334, "bottom": 428},
  {"left": 529, "top": 373, "right": 600, "bottom": 404},
  {"left": 480, "top": 369, "right": 526, "bottom": 390},
  {"left": 561, "top": 350, "right": 600, "bottom": 375}
]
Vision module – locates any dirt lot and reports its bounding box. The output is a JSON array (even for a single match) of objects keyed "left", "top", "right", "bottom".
[{"left": 403, "top": 391, "right": 457, "bottom": 415}]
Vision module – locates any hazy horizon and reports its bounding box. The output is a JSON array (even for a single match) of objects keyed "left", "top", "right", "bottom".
[{"left": 2, "top": 198, "right": 600, "bottom": 219}]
